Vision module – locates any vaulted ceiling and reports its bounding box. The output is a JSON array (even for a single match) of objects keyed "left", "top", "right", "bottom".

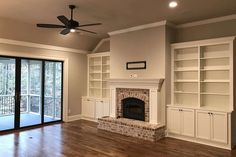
[{"left": 0, "top": 0, "right": 236, "bottom": 50}]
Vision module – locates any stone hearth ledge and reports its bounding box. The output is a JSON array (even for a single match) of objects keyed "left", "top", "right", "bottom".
[{"left": 98, "top": 117, "right": 165, "bottom": 142}]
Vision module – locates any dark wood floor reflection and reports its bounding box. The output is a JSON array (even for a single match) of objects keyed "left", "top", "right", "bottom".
[{"left": 0, "top": 120, "right": 236, "bottom": 157}]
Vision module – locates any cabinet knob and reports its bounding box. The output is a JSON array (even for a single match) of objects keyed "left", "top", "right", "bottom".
[{"left": 100, "top": 101, "right": 103, "bottom": 103}]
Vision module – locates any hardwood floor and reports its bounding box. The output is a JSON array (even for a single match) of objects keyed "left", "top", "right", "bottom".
[{"left": 0, "top": 120, "right": 236, "bottom": 157}]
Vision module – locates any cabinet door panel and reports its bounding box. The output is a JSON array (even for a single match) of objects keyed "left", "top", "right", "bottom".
[
  {"left": 167, "top": 108, "right": 181, "bottom": 134},
  {"left": 182, "top": 109, "right": 195, "bottom": 137},
  {"left": 95, "top": 101, "right": 104, "bottom": 119},
  {"left": 82, "top": 99, "right": 95, "bottom": 118},
  {"left": 196, "top": 111, "right": 211, "bottom": 140},
  {"left": 103, "top": 101, "right": 110, "bottom": 116},
  {"left": 211, "top": 112, "right": 228, "bottom": 144}
]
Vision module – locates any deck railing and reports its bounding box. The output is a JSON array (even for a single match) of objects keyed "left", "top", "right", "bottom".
[
  {"left": 0, "top": 95, "right": 15, "bottom": 116},
  {"left": 0, "top": 95, "right": 61, "bottom": 118}
]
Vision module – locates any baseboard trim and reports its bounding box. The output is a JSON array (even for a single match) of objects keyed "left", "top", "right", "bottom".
[
  {"left": 67, "top": 114, "right": 82, "bottom": 122},
  {"left": 167, "top": 133, "right": 231, "bottom": 150},
  {"left": 81, "top": 116, "right": 98, "bottom": 122}
]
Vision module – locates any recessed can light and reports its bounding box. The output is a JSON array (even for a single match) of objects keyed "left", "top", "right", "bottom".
[{"left": 169, "top": 1, "right": 178, "bottom": 8}]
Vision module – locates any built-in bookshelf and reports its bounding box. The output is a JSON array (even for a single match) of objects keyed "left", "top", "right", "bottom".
[
  {"left": 88, "top": 52, "right": 110, "bottom": 98},
  {"left": 171, "top": 37, "right": 234, "bottom": 111}
]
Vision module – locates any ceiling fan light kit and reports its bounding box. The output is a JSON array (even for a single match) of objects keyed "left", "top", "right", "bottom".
[{"left": 36, "top": 5, "right": 102, "bottom": 35}]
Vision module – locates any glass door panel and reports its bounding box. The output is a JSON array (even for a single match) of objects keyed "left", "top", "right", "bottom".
[
  {"left": 20, "top": 60, "right": 42, "bottom": 127},
  {"left": 0, "top": 57, "right": 16, "bottom": 131},
  {"left": 44, "top": 61, "right": 62, "bottom": 122}
]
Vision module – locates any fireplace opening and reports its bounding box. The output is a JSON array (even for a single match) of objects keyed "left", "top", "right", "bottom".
[{"left": 122, "top": 97, "right": 145, "bottom": 121}]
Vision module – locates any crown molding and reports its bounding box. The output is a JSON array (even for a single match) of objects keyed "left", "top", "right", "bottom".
[
  {"left": 0, "top": 38, "right": 88, "bottom": 54},
  {"left": 108, "top": 20, "right": 168, "bottom": 36},
  {"left": 176, "top": 14, "right": 236, "bottom": 29},
  {"left": 171, "top": 36, "right": 235, "bottom": 48}
]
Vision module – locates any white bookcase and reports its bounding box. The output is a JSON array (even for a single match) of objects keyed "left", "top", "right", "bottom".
[
  {"left": 82, "top": 52, "right": 110, "bottom": 121},
  {"left": 167, "top": 36, "right": 236, "bottom": 150},
  {"left": 171, "top": 38, "right": 233, "bottom": 111},
  {"left": 88, "top": 52, "right": 110, "bottom": 98}
]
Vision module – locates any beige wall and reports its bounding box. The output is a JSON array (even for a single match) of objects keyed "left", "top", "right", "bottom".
[
  {"left": 110, "top": 25, "right": 174, "bottom": 124},
  {"left": 96, "top": 40, "right": 110, "bottom": 52},
  {"left": 176, "top": 19, "right": 236, "bottom": 42},
  {"left": 110, "top": 26, "right": 166, "bottom": 79},
  {"left": 0, "top": 43, "right": 87, "bottom": 116},
  {"left": 0, "top": 17, "right": 100, "bottom": 51}
]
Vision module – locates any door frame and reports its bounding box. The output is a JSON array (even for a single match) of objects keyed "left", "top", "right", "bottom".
[{"left": 0, "top": 54, "right": 69, "bottom": 131}]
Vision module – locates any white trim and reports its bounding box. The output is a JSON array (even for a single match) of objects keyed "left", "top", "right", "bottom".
[
  {"left": 171, "top": 36, "right": 235, "bottom": 49},
  {"left": 176, "top": 14, "right": 236, "bottom": 29},
  {"left": 92, "top": 38, "right": 110, "bottom": 53},
  {"left": 108, "top": 20, "right": 167, "bottom": 36},
  {"left": 0, "top": 49, "right": 70, "bottom": 123},
  {"left": 167, "top": 133, "right": 231, "bottom": 150},
  {"left": 88, "top": 51, "right": 110, "bottom": 57},
  {"left": 81, "top": 117, "right": 98, "bottom": 122},
  {"left": 67, "top": 114, "right": 82, "bottom": 122},
  {"left": 0, "top": 38, "right": 88, "bottom": 54}
]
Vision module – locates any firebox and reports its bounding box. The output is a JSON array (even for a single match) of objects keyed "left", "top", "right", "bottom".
[{"left": 122, "top": 97, "right": 145, "bottom": 121}]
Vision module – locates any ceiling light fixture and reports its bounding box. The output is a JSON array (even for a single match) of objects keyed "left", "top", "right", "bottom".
[
  {"left": 169, "top": 1, "right": 178, "bottom": 8},
  {"left": 70, "top": 29, "right": 76, "bottom": 33}
]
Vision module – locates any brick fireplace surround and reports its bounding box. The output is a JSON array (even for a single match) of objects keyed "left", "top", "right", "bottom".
[
  {"left": 116, "top": 88, "right": 149, "bottom": 122},
  {"left": 98, "top": 78, "right": 165, "bottom": 142}
]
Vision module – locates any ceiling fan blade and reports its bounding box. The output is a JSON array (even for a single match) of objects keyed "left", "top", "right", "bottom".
[
  {"left": 57, "top": 15, "right": 69, "bottom": 25},
  {"left": 75, "top": 28, "right": 97, "bottom": 34},
  {"left": 37, "top": 24, "right": 65, "bottom": 28},
  {"left": 60, "top": 28, "right": 70, "bottom": 35},
  {"left": 78, "top": 23, "right": 102, "bottom": 27}
]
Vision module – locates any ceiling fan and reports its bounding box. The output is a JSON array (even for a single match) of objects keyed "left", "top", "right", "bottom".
[{"left": 36, "top": 5, "right": 101, "bottom": 35}]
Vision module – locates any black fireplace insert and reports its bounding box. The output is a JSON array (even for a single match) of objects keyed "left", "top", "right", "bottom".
[{"left": 122, "top": 97, "right": 145, "bottom": 121}]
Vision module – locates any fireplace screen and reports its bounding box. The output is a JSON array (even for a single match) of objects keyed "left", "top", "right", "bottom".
[{"left": 122, "top": 97, "right": 145, "bottom": 121}]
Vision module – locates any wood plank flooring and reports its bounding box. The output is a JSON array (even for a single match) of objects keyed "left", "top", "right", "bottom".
[{"left": 0, "top": 120, "right": 236, "bottom": 157}]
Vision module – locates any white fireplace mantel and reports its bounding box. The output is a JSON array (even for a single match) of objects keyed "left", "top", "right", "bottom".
[
  {"left": 108, "top": 78, "right": 165, "bottom": 125},
  {"left": 108, "top": 78, "right": 164, "bottom": 91}
]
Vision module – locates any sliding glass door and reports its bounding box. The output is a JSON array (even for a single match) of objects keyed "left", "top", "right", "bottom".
[
  {"left": 0, "top": 57, "right": 16, "bottom": 131},
  {"left": 44, "top": 61, "right": 63, "bottom": 122},
  {"left": 0, "top": 56, "right": 63, "bottom": 131},
  {"left": 20, "top": 60, "right": 42, "bottom": 127}
]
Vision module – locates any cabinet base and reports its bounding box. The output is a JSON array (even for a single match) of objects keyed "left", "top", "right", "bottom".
[{"left": 167, "top": 133, "right": 232, "bottom": 150}]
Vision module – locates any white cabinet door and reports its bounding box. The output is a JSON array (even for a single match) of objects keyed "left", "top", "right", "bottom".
[
  {"left": 196, "top": 110, "right": 211, "bottom": 140},
  {"left": 167, "top": 108, "right": 181, "bottom": 134},
  {"left": 82, "top": 98, "right": 95, "bottom": 118},
  {"left": 95, "top": 100, "right": 110, "bottom": 119},
  {"left": 182, "top": 109, "right": 195, "bottom": 137},
  {"left": 211, "top": 112, "right": 228, "bottom": 144},
  {"left": 103, "top": 100, "right": 110, "bottom": 116},
  {"left": 95, "top": 100, "right": 103, "bottom": 119}
]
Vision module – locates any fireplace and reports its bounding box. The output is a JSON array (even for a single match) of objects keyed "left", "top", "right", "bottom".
[
  {"left": 122, "top": 97, "right": 145, "bottom": 121},
  {"left": 109, "top": 78, "right": 164, "bottom": 124}
]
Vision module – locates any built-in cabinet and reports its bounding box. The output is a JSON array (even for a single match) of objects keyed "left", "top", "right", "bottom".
[
  {"left": 82, "top": 97, "right": 110, "bottom": 120},
  {"left": 167, "top": 107, "right": 195, "bottom": 137},
  {"left": 82, "top": 52, "right": 110, "bottom": 120},
  {"left": 196, "top": 110, "right": 228, "bottom": 144},
  {"left": 167, "top": 36, "right": 236, "bottom": 149}
]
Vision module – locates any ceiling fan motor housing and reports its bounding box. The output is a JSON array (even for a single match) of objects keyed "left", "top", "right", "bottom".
[{"left": 67, "top": 20, "right": 79, "bottom": 28}]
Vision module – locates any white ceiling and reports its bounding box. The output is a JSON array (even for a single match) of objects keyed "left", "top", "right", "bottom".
[{"left": 0, "top": 0, "right": 236, "bottom": 38}]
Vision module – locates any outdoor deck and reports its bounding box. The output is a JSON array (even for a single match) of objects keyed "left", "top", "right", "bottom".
[{"left": 0, "top": 113, "right": 59, "bottom": 131}]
